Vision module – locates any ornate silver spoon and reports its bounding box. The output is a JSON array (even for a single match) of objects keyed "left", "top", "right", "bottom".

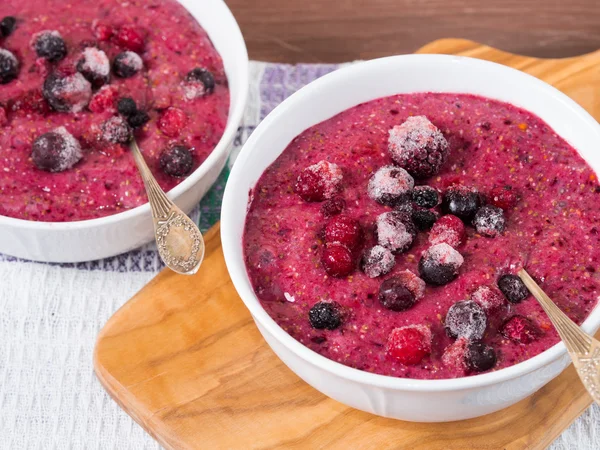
[{"left": 129, "top": 138, "right": 204, "bottom": 275}]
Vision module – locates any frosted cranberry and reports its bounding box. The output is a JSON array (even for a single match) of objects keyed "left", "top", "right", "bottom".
[
  {"left": 497, "top": 274, "right": 529, "bottom": 304},
  {"left": 115, "top": 25, "right": 145, "bottom": 52},
  {"left": 294, "top": 161, "right": 343, "bottom": 202},
  {"left": 466, "top": 341, "right": 497, "bottom": 372},
  {"left": 32, "top": 30, "right": 67, "bottom": 62},
  {"left": 489, "top": 186, "right": 519, "bottom": 210},
  {"left": 379, "top": 276, "right": 416, "bottom": 311},
  {"left": 159, "top": 145, "right": 193, "bottom": 177},
  {"left": 386, "top": 325, "right": 431, "bottom": 365},
  {"left": 113, "top": 51, "right": 143, "bottom": 78},
  {"left": 367, "top": 165, "right": 414, "bottom": 206},
  {"left": 501, "top": 315, "right": 539, "bottom": 344},
  {"left": 445, "top": 300, "right": 487, "bottom": 340},
  {"left": 442, "top": 186, "right": 482, "bottom": 222},
  {"left": 88, "top": 86, "right": 118, "bottom": 113},
  {"left": 0, "top": 49, "right": 18, "bottom": 84},
  {"left": 418, "top": 243, "right": 464, "bottom": 286},
  {"left": 428, "top": 214, "right": 465, "bottom": 248},
  {"left": 42, "top": 72, "right": 92, "bottom": 113},
  {"left": 441, "top": 337, "right": 468, "bottom": 374},
  {"left": 308, "top": 301, "right": 343, "bottom": 330},
  {"left": 473, "top": 205, "right": 506, "bottom": 237},
  {"left": 376, "top": 211, "right": 417, "bottom": 253},
  {"left": 361, "top": 245, "right": 395, "bottom": 278},
  {"left": 321, "top": 242, "right": 354, "bottom": 277},
  {"left": 394, "top": 270, "right": 426, "bottom": 300},
  {"left": 10, "top": 89, "right": 49, "bottom": 116},
  {"left": 471, "top": 285, "right": 505, "bottom": 312},
  {"left": 321, "top": 197, "right": 345, "bottom": 218},
  {"left": 31, "top": 127, "right": 82, "bottom": 173},
  {"left": 158, "top": 107, "right": 188, "bottom": 137},
  {"left": 76, "top": 47, "right": 110, "bottom": 87},
  {"left": 324, "top": 215, "right": 362, "bottom": 250}
]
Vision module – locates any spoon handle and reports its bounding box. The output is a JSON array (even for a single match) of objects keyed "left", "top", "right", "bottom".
[{"left": 129, "top": 139, "right": 204, "bottom": 275}]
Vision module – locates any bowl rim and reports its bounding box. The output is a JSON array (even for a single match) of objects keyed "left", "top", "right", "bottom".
[
  {"left": 222, "top": 53, "right": 600, "bottom": 392},
  {"left": 0, "top": 0, "right": 249, "bottom": 231}
]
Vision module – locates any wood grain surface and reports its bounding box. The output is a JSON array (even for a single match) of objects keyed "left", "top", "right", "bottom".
[
  {"left": 94, "top": 40, "right": 600, "bottom": 449},
  {"left": 227, "top": 0, "right": 600, "bottom": 63}
]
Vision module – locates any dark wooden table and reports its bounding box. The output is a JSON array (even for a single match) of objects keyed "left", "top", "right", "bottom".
[{"left": 227, "top": 0, "right": 600, "bottom": 63}]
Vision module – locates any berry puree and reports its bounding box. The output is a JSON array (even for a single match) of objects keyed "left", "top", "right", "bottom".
[
  {"left": 244, "top": 93, "right": 600, "bottom": 379},
  {"left": 0, "top": 0, "right": 229, "bottom": 221}
]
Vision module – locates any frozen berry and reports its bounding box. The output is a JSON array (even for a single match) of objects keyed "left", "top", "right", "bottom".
[
  {"left": 442, "top": 186, "right": 482, "bottom": 222},
  {"left": 88, "top": 85, "right": 118, "bottom": 113},
  {"left": 9, "top": 89, "right": 49, "bottom": 116},
  {"left": 184, "top": 67, "right": 215, "bottom": 99},
  {"left": 321, "top": 242, "right": 354, "bottom": 278},
  {"left": 309, "top": 301, "right": 342, "bottom": 330},
  {"left": 127, "top": 110, "right": 150, "bottom": 129},
  {"left": 442, "top": 337, "right": 468, "bottom": 373},
  {"left": 113, "top": 51, "right": 143, "bottom": 78},
  {"left": 489, "top": 186, "right": 519, "bottom": 210},
  {"left": 43, "top": 72, "right": 92, "bottom": 113},
  {"left": 394, "top": 269, "right": 426, "bottom": 300},
  {"left": 497, "top": 274, "right": 529, "bottom": 304},
  {"left": 386, "top": 325, "right": 431, "bottom": 365},
  {"left": 321, "top": 197, "right": 345, "bottom": 218},
  {"left": 445, "top": 300, "right": 487, "bottom": 340},
  {"left": 471, "top": 285, "right": 505, "bottom": 312},
  {"left": 412, "top": 185, "right": 439, "bottom": 208},
  {"left": 367, "top": 165, "right": 414, "bottom": 206},
  {"left": 0, "top": 16, "right": 17, "bottom": 38},
  {"left": 429, "top": 214, "right": 465, "bottom": 248},
  {"left": 376, "top": 211, "right": 416, "bottom": 253},
  {"left": 418, "top": 243, "right": 464, "bottom": 286},
  {"left": 159, "top": 145, "right": 193, "bottom": 177},
  {"left": 31, "top": 127, "right": 82, "bottom": 172},
  {"left": 0, "top": 49, "right": 18, "bottom": 84},
  {"left": 501, "top": 315, "right": 539, "bottom": 344},
  {"left": 324, "top": 215, "right": 362, "bottom": 250},
  {"left": 361, "top": 245, "right": 395, "bottom": 278},
  {"left": 295, "top": 160, "right": 343, "bottom": 202},
  {"left": 77, "top": 47, "right": 110, "bottom": 87},
  {"left": 32, "top": 30, "right": 67, "bottom": 62},
  {"left": 465, "top": 341, "right": 497, "bottom": 372},
  {"left": 100, "top": 116, "right": 131, "bottom": 144},
  {"left": 117, "top": 97, "right": 137, "bottom": 117},
  {"left": 411, "top": 208, "right": 438, "bottom": 231},
  {"left": 92, "top": 21, "right": 113, "bottom": 42},
  {"left": 158, "top": 107, "right": 188, "bottom": 137},
  {"left": 379, "top": 276, "right": 417, "bottom": 311},
  {"left": 115, "top": 25, "right": 145, "bottom": 53},
  {"left": 473, "top": 205, "right": 506, "bottom": 237},
  {"left": 388, "top": 115, "right": 450, "bottom": 179}
]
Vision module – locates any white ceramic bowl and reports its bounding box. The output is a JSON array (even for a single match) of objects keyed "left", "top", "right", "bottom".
[
  {"left": 222, "top": 55, "right": 600, "bottom": 422},
  {"left": 0, "top": 0, "right": 248, "bottom": 263}
]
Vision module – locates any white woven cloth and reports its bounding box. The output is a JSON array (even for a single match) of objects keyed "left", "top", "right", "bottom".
[{"left": 0, "top": 61, "right": 598, "bottom": 449}]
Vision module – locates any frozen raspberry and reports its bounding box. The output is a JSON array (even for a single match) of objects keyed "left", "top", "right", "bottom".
[
  {"left": 497, "top": 274, "right": 529, "bottom": 304},
  {"left": 0, "top": 16, "right": 17, "bottom": 38},
  {"left": 321, "top": 197, "right": 345, "bottom": 218},
  {"left": 501, "top": 315, "right": 539, "bottom": 344},
  {"left": 411, "top": 208, "right": 438, "bottom": 231},
  {"left": 394, "top": 269, "right": 426, "bottom": 299},
  {"left": 0, "top": 105, "right": 7, "bottom": 126},
  {"left": 92, "top": 21, "right": 114, "bottom": 42},
  {"left": 473, "top": 205, "right": 506, "bottom": 237},
  {"left": 127, "top": 110, "right": 150, "bottom": 129},
  {"left": 0, "top": 49, "right": 19, "bottom": 84},
  {"left": 388, "top": 115, "right": 450, "bottom": 179},
  {"left": 386, "top": 325, "right": 431, "bottom": 365},
  {"left": 32, "top": 30, "right": 67, "bottom": 62},
  {"left": 367, "top": 165, "right": 414, "bottom": 206},
  {"left": 379, "top": 276, "right": 417, "bottom": 311},
  {"left": 77, "top": 47, "right": 110, "bottom": 87},
  {"left": 113, "top": 51, "right": 143, "bottom": 78},
  {"left": 445, "top": 300, "right": 487, "bottom": 340},
  {"left": 429, "top": 214, "right": 465, "bottom": 248},
  {"left": 115, "top": 25, "right": 145, "bottom": 52},
  {"left": 158, "top": 107, "right": 188, "bottom": 138},
  {"left": 442, "top": 337, "right": 468, "bottom": 373},
  {"left": 184, "top": 67, "right": 215, "bottom": 100},
  {"left": 466, "top": 341, "right": 497, "bottom": 372},
  {"left": 117, "top": 97, "right": 137, "bottom": 117},
  {"left": 295, "top": 160, "right": 343, "bottom": 202},
  {"left": 159, "top": 145, "right": 193, "bottom": 177},
  {"left": 376, "top": 211, "right": 417, "bottom": 253},
  {"left": 88, "top": 85, "right": 118, "bottom": 113},
  {"left": 309, "top": 301, "right": 343, "bottom": 330},
  {"left": 100, "top": 116, "right": 131, "bottom": 144},
  {"left": 489, "top": 186, "right": 519, "bottom": 210},
  {"left": 43, "top": 72, "right": 92, "bottom": 113},
  {"left": 418, "top": 243, "right": 464, "bottom": 286},
  {"left": 361, "top": 245, "right": 395, "bottom": 278},
  {"left": 442, "top": 186, "right": 483, "bottom": 222},
  {"left": 411, "top": 185, "right": 439, "bottom": 208},
  {"left": 9, "top": 89, "right": 49, "bottom": 116},
  {"left": 470, "top": 285, "right": 505, "bottom": 312},
  {"left": 31, "top": 126, "right": 82, "bottom": 172},
  {"left": 324, "top": 215, "right": 362, "bottom": 250},
  {"left": 321, "top": 242, "right": 354, "bottom": 278}
]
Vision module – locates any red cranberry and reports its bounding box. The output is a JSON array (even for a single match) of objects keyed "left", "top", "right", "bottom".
[
  {"left": 321, "top": 242, "right": 354, "bottom": 278},
  {"left": 115, "top": 25, "right": 145, "bottom": 52},
  {"left": 93, "top": 22, "right": 114, "bottom": 42},
  {"left": 386, "top": 325, "right": 431, "bottom": 365},
  {"left": 324, "top": 215, "right": 362, "bottom": 250},
  {"left": 471, "top": 285, "right": 505, "bottom": 312},
  {"left": 158, "top": 107, "right": 188, "bottom": 138},
  {"left": 489, "top": 186, "right": 519, "bottom": 210},
  {"left": 501, "top": 315, "right": 540, "bottom": 344},
  {"left": 428, "top": 214, "right": 465, "bottom": 248},
  {"left": 294, "top": 160, "right": 343, "bottom": 202},
  {"left": 88, "top": 85, "right": 118, "bottom": 113}
]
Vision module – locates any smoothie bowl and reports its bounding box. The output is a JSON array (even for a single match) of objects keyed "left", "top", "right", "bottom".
[
  {"left": 0, "top": 0, "right": 248, "bottom": 262},
  {"left": 222, "top": 55, "right": 600, "bottom": 421}
]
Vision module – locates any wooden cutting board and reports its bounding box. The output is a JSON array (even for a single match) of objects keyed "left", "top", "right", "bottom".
[{"left": 94, "top": 39, "right": 600, "bottom": 449}]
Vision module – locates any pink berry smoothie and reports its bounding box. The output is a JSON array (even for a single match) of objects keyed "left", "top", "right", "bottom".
[{"left": 243, "top": 93, "right": 600, "bottom": 380}]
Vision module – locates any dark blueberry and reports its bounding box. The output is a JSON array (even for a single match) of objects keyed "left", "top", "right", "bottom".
[
  {"left": 127, "top": 110, "right": 150, "bottom": 129},
  {"left": 159, "top": 145, "right": 193, "bottom": 177},
  {"left": 34, "top": 31, "right": 67, "bottom": 62},
  {"left": 445, "top": 300, "right": 487, "bottom": 340},
  {"left": 31, "top": 127, "right": 82, "bottom": 173},
  {"left": 186, "top": 67, "right": 215, "bottom": 94},
  {"left": 117, "top": 97, "right": 137, "bottom": 117},
  {"left": 411, "top": 186, "right": 439, "bottom": 208},
  {"left": 0, "top": 16, "right": 17, "bottom": 37},
  {"left": 309, "top": 301, "right": 342, "bottom": 330},
  {"left": 411, "top": 208, "right": 438, "bottom": 231},
  {"left": 379, "top": 276, "right": 416, "bottom": 312},
  {"left": 42, "top": 72, "right": 92, "bottom": 113},
  {"left": 473, "top": 205, "right": 506, "bottom": 237},
  {"left": 367, "top": 165, "right": 414, "bottom": 206},
  {"left": 113, "top": 51, "right": 142, "bottom": 78},
  {"left": 76, "top": 47, "right": 110, "bottom": 87},
  {"left": 442, "top": 186, "right": 482, "bottom": 222},
  {"left": 497, "top": 274, "right": 529, "bottom": 304},
  {"left": 466, "top": 341, "right": 497, "bottom": 372},
  {"left": 0, "top": 49, "right": 18, "bottom": 84},
  {"left": 418, "top": 243, "right": 463, "bottom": 286}
]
